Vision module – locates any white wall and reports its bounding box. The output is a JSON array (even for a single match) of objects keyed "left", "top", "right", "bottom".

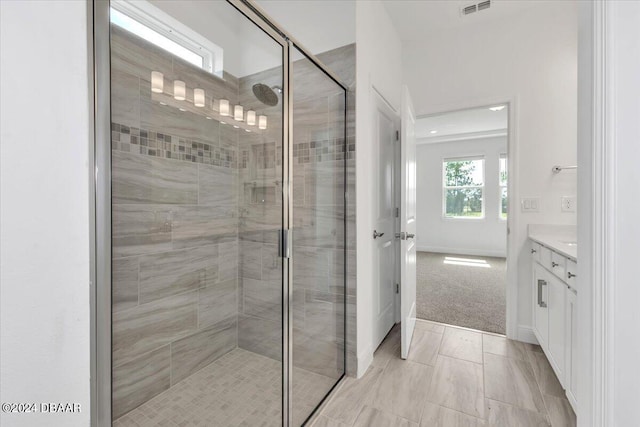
[
  {"left": 403, "top": 2, "right": 577, "bottom": 340},
  {"left": 355, "top": 0, "right": 403, "bottom": 376},
  {"left": 0, "top": 2, "right": 91, "bottom": 426},
  {"left": 416, "top": 137, "right": 507, "bottom": 257}
]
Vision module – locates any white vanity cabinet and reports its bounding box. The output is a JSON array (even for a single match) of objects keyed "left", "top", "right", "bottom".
[{"left": 530, "top": 239, "right": 577, "bottom": 411}]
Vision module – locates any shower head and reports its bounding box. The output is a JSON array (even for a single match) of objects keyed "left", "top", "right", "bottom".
[{"left": 252, "top": 83, "right": 280, "bottom": 106}]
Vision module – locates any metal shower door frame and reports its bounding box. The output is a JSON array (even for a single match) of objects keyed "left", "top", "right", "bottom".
[{"left": 91, "top": 0, "right": 348, "bottom": 425}]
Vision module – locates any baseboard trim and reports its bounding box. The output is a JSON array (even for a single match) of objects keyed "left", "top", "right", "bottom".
[
  {"left": 417, "top": 246, "right": 507, "bottom": 258},
  {"left": 517, "top": 325, "right": 539, "bottom": 344},
  {"left": 356, "top": 345, "right": 373, "bottom": 378}
]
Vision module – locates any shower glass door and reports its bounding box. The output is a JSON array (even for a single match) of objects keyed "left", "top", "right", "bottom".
[
  {"left": 102, "top": 0, "right": 347, "bottom": 425},
  {"left": 290, "top": 46, "right": 347, "bottom": 425},
  {"left": 108, "top": 1, "right": 285, "bottom": 425}
]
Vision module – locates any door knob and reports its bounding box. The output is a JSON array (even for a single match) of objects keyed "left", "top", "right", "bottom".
[
  {"left": 373, "top": 230, "right": 385, "bottom": 239},
  {"left": 406, "top": 233, "right": 415, "bottom": 239}
]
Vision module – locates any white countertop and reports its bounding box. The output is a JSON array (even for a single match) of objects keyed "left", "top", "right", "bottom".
[{"left": 528, "top": 224, "right": 577, "bottom": 261}]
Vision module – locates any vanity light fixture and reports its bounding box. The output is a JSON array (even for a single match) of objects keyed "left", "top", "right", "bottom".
[
  {"left": 151, "top": 71, "right": 164, "bottom": 93},
  {"left": 258, "top": 115, "right": 267, "bottom": 130},
  {"left": 489, "top": 105, "right": 505, "bottom": 111},
  {"left": 219, "top": 99, "right": 230, "bottom": 116},
  {"left": 234, "top": 105, "right": 244, "bottom": 121},
  {"left": 194, "top": 88, "right": 205, "bottom": 107},
  {"left": 173, "top": 80, "right": 186, "bottom": 101},
  {"left": 246, "top": 110, "right": 256, "bottom": 126}
]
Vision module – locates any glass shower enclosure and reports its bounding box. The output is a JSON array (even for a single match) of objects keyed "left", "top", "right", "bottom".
[{"left": 94, "top": 0, "right": 347, "bottom": 425}]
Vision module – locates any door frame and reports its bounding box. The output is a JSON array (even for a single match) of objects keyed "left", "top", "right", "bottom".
[{"left": 409, "top": 98, "right": 519, "bottom": 340}]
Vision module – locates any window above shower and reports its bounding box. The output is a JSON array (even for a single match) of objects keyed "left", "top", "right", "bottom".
[{"left": 110, "top": 0, "right": 224, "bottom": 77}]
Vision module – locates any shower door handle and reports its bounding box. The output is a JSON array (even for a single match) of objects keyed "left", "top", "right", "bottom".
[{"left": 279, "top": 229, "right": 291, "bottom": 259}]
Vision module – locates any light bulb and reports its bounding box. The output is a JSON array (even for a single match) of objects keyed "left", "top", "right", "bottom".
[
  {"left": 173, "top": 80, "right": 186, "bottom": 101},
  {"left": 151, "top": 71, "right": 164, "bottom": 93},
  {"left": 234, "top": 105, "right": 244, "bottom": 121},
  {"left": 194, "top": 88, "right": 205, "bottom": 107},
  {"left": 246, "top": 110, "right": 256, "bottom": 126},
  {"left": 258, "top": 115, "right": 267, "bottom": 130},
  {"left": 219, "top": 99, "right": 230, "bottom": 116}
]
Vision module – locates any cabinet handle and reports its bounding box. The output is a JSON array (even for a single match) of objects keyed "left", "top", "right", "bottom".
[
  {"left": 568, "top": 272, "right": 576, "bottom": 279},
  {"left": 537, "top": 279, "right": 548, "bottom": 308},
  {"left": 552, "top": 261, "right": 559, "bottom": 268},
  {"left": 531, "top": 248, "right": 537, "bottom": 254}
]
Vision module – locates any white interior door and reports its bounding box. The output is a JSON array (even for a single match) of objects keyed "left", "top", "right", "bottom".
[
  {"left": 400, "top": 86, "right": 417, "bottom": 359},
  {"left": 373, "top": 90, "right": 398, "bottom": 349}
]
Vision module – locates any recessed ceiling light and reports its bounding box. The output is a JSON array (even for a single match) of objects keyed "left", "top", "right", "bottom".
[
  {"left": 489, "top": 105, "right": 505, "bottom": 111},
  {"left": 430, "top": 130, "right": 438, "bottom": 134}
]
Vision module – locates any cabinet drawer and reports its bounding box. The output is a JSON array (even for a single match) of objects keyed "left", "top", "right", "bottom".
[
  {"left": 531, "top": 242, "right": 541, "bottom": 263},
  {"left": 550, "top": 251, "right": 567, "bottom": 280},
  {"left": 540, "top": 246, "right": 553, "bottom": 271},
  {"left": 566, "top": 259, "right": 578, "bottom": 291}
]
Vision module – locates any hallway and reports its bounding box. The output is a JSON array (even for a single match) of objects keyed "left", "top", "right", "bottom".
[{"left": 312, "top": 320, "right": 576, "bottom": 427}]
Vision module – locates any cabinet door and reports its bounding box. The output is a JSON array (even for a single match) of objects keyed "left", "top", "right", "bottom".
[
  {"left": 565, "top": 288, "right": 578, "bottom": 410},
  {"left": 533, "top": 263, "right": 549, "bottom": 347},
  {"left": 547, "top": 274, "right": 566, "bottom": 382}
]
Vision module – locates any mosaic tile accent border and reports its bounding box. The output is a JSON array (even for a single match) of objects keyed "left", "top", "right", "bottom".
[
  {"left": 238, "top": 138, "right": 355, "bottom": 170},
  {"left": 111, "top": 122, "right": 354, "bottom": 171},
  {"left": 111, "top": 123, "right": 237, "bottom": 169}
]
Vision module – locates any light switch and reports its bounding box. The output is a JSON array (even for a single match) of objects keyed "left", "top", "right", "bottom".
[{"left": 521, "top": 198, "right": 540, "bottom": 213}]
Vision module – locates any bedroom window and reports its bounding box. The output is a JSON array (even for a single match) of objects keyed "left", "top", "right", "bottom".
[{"left": 443, "top": 157, "right": 485, "bottom": 219}]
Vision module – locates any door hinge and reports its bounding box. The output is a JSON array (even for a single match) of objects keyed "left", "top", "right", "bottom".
[
  {"left": 395, "top": 130, "right": 399, "bottom": 141},
  {"left": 395, "top": 207, "right": 399, "bottom": 218},
  {"left": 396, "top": 283, "right": 400, "bottom": 294},
  {"left": 278, "top": 229, "right": 291, "bottom": 259}
]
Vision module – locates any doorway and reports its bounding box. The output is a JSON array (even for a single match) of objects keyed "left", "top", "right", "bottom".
[{"left": 414, "top": 104, "right": 509, "bottom": 334}]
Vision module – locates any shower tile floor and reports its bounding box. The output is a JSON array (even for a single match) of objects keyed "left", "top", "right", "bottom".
[{"left": 113, "top": 348, "right": 336, "bottom": 427}]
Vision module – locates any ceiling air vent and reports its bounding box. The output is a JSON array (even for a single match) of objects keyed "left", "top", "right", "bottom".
[
  {"left": 478, "top": 0, "right": 491, "bottom": 11},
  {"left": 462, "top": 4, "right": 477, "bottom": 15},
  {"left": 462, "top": 0, "right": 491, "bottom": 16}
]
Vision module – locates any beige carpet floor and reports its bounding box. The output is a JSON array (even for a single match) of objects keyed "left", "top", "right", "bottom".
[{"left": 416, "top": 252, "right": 507, "bottom": 334}]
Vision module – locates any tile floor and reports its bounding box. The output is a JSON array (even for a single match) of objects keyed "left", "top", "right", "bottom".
[
  {"left": 312, "top": 320, "right": 576, "bottom": 427},
  {"left": 113, "top": 348, "right": 335, "bottom": 426}
]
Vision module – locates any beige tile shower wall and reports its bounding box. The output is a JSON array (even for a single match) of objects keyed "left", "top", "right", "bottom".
[
  {"left": 235, "top": 44, "right": 357, "bottom": 376},
  {"left": 110, "top": 26, "right": 241, "bottom": 420}
]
